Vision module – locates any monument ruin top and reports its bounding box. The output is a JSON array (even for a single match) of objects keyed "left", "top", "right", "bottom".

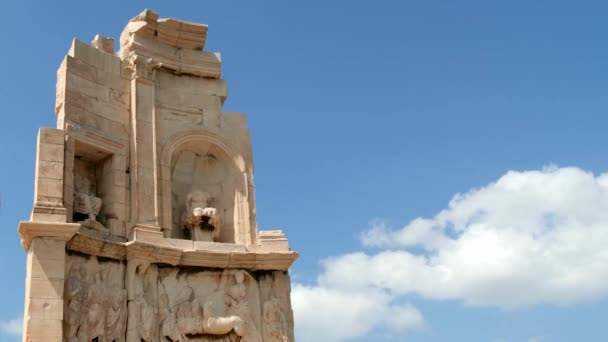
[{"left": 18, "top": 9, "right": 297, "bottom": 342}]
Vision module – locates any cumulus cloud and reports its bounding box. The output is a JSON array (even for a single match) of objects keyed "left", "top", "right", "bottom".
[
  {"left": 292, "top": 284, "right": 425, "bottom": 342},
  {"left": 350, "top": 167, "right": 608, "bottom": 308},
  {"left": 0, "top": 317, "right": 22, "bottom": 336},
  {"left": 292, "top": 166, "right": 608, "bottom": 341}
]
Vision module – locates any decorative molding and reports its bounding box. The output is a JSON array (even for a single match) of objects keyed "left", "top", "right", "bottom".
[
  {"left": 64, "top": 230, "right": 298, "bottom": 270},
  {"left": 18, "top": 221, "right": 81, "bottom": 250},
  {"left": 124, "top": 53, "right": 163, "bottom": 81},
  {"left": 123, "top": 35, "right": 221, "bottom": 79},
  {"left": 66, "top": 123, "right": 126, "bottom": 154}
]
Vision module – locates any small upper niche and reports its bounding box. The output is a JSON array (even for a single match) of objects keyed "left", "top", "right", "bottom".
[{"left": 72, "top": 141, "right": 114, "bottom": 230}]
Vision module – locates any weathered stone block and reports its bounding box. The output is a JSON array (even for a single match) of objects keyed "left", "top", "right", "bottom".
[
  {"left": 26, "top": 298, "right": 64, "bottom": 320},
  {"left": 30, "top": 238, "right": 66, "bottom": 260},
  {"left": 37, "top": 160, "right": 64, "bottom": 180},
  {"left": 38, "top": 143, "right": 64, "bottom": 163},
  {"left": 39, "top": 128, "right": 65, "bottom": 145},
  {"left": 69, "top": 38, "right": 121, "bottom": 74},
  {"left": 23, "top": 319, "right": 63, "bottom": 342}
]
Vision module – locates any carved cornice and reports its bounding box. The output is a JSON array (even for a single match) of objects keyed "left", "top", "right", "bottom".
[
  {"left": 64, "top": 228, "right": 298, "bottom": 271},
  {"left": 65, "top": 124, "right": 126, "bottom": 153},
  {"left": 66, "top": 229, "right": 127, "bottom": 260},
  {"left": 121, "top": 35, "right": 221, "bottom": 79},
  {"left": 18, "top": 221, "right": 81, "bottom": 251}
]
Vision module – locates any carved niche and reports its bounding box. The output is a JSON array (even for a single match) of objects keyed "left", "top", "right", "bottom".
[
  {"left": 63, "top": 126, "right": 128, "bottom": 238},
  {"left": 169, "top": 137, "right": 250, "bottom": 243}
]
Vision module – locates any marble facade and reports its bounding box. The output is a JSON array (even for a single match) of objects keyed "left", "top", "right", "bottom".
[{"left": 18, "top": 9, "right": 297, "bottom": 342}]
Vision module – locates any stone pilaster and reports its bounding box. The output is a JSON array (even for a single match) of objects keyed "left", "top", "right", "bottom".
[
  {"left": 18, "top": 222, "right": 80, "bottom": 342},
  {"left": 31, "top": 128, "right": 67, "bottom": 223},
  {"left": 127, "top": 55, "right": 162, "bottom": 233}
]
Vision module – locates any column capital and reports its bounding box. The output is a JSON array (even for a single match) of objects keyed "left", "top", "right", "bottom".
[{"left": 125, "top": 53, "right": 162, "bottom": 81}]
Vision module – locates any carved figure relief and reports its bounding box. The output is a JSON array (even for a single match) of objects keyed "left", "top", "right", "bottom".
[
  {"left": 64, "top": 255, "right": 126, "bottom": 342},
  {"left": 82, "top": 272, "right": 105, "bottom": 340},
  {"left": 202, "top": 287, "right": 245, "bottom": 338},
  {"left": 127, "top": 261, "right": 159, "bottom": 342},
  {"left": 65, "top": 263, "right": 87, "bottom": 341},
  {"left": 105, "top": 285, "right": 127, "bottom": 342},
  {"left": 156, "top": 268, "right": 263, "bottom": 341},
  {"left": 181, "top": 190, "right": 220, "bottom": 242},
  {"left": 158, "top": 269, "right": 202, "bottom": 341},
  {"left": 263, "top": 297, "right": 289, "bottom": 342},
  {"left": 196, "top": 270, "right": 262, "bottom": 342},
  {"left": 224, "top": 271, "right": 262, "bottom": 342},
  {"left": 66, "top": 256, "right": 294, "bottom": 341},
  {"left": 258, "top": 272, "right": 295, "bottom": 342}
]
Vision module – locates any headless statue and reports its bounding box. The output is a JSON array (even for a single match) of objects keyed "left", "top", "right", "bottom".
[
  {"left": 182, "top": 190, "right": 220, "bottom": 242},
  {"left": 74, "top": 174, "right": 102, "bottom": 222}
]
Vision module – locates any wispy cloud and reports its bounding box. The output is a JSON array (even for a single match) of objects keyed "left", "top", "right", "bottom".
[{"left": 0, "top": 317, "right": 22, "bottom": 336}]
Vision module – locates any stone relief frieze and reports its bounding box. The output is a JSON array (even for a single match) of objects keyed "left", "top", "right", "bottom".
[
  {"left": 127, "top": 260, "right": 159, "bottom": 342},
  {"left": 158, "top": 268, "right": 262, "bottom": 342},
  {"left": 258, "top": 272, "right": 294, "bottom": 342},
  {"left": 263, "top": 297, "right": 289, "bottom": 342},
  {"left": 65, "top": 256, "right": 292, "bottom": 342},
  {"left": 64, "top": 254, "right": 127, "bottom": 342}
]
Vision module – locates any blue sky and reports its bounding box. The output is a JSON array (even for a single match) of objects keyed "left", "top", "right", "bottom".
[{"left": 2, "top": 1, "right": 608, "bottom": 341}]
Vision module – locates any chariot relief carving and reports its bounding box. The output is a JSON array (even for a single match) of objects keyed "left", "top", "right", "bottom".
[{"left": 157, "top": 268, "right": 262, "bottom": 341}]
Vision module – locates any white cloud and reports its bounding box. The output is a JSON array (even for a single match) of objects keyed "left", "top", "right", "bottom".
[
  {"left": 0, "top": 317, "right": 22, "bottom": 336},
  {"left": 324, "top": 167, "right": 608, "bottom": 309},
  {"left": 293, "top": 167, "right": 608, "bottom": 341},
  {"left": 292, "top": 284, "right": 425, "bottom": 342},
  {"left": 528, "top": 336, "right": 544, "bottom": 342}
]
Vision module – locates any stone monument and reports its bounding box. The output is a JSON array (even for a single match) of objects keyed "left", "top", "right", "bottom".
[{"left": 18, "top": 9, "right": 297, "bottom": 342}]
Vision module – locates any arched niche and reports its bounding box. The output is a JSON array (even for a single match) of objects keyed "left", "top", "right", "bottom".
[{"left": 160, "top": 131, "right": 254, "bottom": 244}]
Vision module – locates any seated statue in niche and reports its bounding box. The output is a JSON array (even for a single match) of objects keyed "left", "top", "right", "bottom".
[
  {"left": 74, "top": 173, "right": 104, "bottom": 230},
  {"left": 182, "top": 190, "right": 221, "bottom": 242}
]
